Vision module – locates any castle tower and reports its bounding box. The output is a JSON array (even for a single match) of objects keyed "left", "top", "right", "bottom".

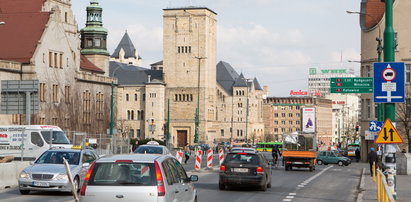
[
  {"left": 80, "top": 0, "right": 109, "bottom": 75},
  {"left": 163, "top": 7, "right": 217, "bottom": 146}
]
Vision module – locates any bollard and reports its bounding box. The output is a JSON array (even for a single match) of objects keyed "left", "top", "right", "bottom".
[
  {"left": 195, "top": 150, "right": 202, "bottom": 171},
  {"left": 207, "top": 149, "right": 213, "bottom": 169},
  {"left": 219, "top": 148, "right": 225, "bottom": 166},
  {"left": 175, "top": 151, "right": 183, "bottom": 164}
]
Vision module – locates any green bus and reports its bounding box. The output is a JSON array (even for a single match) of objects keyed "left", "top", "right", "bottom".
[{"left": 256, "top": 142, "right": 282, "bottom": 152}]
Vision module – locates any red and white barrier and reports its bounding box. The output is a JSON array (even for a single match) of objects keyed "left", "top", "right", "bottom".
[
  {"left": 195, "top": 150, "right": 202, "bottom": 171},
  {"left": 219, "top": 148, "right": 224, "bottom": 165},
  {"left": 176, "top": 151, "right": 183, "bottom": 163},
  {"left": 207, "top": 149, "right": 213, "bottom": 168}
]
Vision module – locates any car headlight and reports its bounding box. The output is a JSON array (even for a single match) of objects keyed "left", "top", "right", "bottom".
[
  {"left": 56, "top": 174, "right": 68, "bottom": 180},
  {"left": 19, "top": 171, "right": 30, "bottom": 179}
]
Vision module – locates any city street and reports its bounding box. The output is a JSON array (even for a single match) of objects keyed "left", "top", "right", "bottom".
[{"left": 0, "top": 153, "right": 365, "bottom": 202}]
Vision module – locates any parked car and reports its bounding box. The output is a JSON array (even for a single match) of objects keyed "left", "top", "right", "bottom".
[
  {"left": 18, "top": 147, "right": 98, "bottom": 194},
  {"left": 316, "top": 150, "right": 351, "bottom": 166},
  {"left": 79, "top": 154, "right": 199, "bottom": 202},
  {"left": 134, "top": 144, "right": 172, "bottom": 156},
  {"left": 219, "top": 150, "right": 272, "bottom": 191}
]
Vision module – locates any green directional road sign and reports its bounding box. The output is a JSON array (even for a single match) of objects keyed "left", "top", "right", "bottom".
[{"left": 330, "top": 77, "right": 373, "bottom": 94}]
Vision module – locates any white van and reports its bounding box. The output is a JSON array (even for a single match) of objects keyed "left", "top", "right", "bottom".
[{"left": 0, "top": 125, "right": 72, "bottom": 160}]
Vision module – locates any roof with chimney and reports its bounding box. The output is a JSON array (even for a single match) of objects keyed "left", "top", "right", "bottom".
[
  {"left": 216, "top": 61, "right": 263, "bottom": 95},
  {"left": 0, "top": 0, "right": 50, "bottom": 63},
  {"left": 109, "top": 61, "right": 163, "bottom": 85}
]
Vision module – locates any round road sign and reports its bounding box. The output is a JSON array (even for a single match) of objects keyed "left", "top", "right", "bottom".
[{"left": 382, "top": 68, "right": 396, "bottom": 81}]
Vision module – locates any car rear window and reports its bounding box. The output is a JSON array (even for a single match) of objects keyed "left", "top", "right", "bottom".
[
  {"left": 134, "top": 146, "right": 163, "bottom": 154},
  {"left": 225, "top": 153, "right": 259, "bottom": 165},
  {"left": 88, "top": 163, "right": 156, "bottom": 186}
]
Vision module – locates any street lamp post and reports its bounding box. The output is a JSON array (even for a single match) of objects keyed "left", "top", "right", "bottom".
[
  {"left": 346, "top": 10, "right": 384, "bottom": 121},
  {"left": 244, "top": 78, "right": 252, "bottom": 144},
  {"left": 194, "top": 56, "right": 206, "bottom": 144}
]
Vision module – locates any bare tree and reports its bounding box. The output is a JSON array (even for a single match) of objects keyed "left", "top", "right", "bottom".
[{"left": 396, "top": 94, "right": 411, "bottom": 153}]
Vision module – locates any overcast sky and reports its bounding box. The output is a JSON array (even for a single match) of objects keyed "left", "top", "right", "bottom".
[{"left": 72, "top": 0, "right": 361, "bottom": 96}]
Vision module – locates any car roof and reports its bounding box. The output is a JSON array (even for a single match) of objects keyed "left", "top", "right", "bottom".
[
  {"left": 138, "top": 144, "right": 166, "bottom": 148},
  {"left": 96, "top": 154, "right": 170, "bottom": 163},
  {"left": 46, "top": 148, "right": 83, "bottom": 153},
  {"left": 228, "top": 150, "right": 258, "bottom": 154}
]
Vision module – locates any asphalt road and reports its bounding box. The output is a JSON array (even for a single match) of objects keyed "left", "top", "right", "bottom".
[{"left": 0, "top": 152, "right": 365, "bottom": 202}]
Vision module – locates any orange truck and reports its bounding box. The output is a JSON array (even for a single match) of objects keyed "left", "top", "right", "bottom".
[{"left": 282, "top": 132, "right": 317, "bottom": 172}]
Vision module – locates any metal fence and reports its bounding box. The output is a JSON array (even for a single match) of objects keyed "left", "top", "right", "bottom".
[{"left": 65, "top": 131, "right": 131, "bottom": 156}]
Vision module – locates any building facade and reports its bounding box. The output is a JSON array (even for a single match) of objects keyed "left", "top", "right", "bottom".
[
  {"left": 0, "top": 0, "right": 113, "bottom": 137},
  {"left": 263, "top": 97, "right": 333, "bottom": 145},
  {"left": 308, "top": 67, "right": 356, "bottom": 97},
  {"left": 359, "top": 0, "right": 411, "bottom": 156}
]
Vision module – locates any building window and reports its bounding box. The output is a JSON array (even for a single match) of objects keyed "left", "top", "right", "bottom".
[
  {"left": 49, "top": 52, "right": 53, "bottom": 67},
  {"left": 131, "top": 110, "right": 134, "bottom": 120},
  {"left": 406, "top": 64, "right": 411, "bottom": 84},
  {"left": 40, "top": 83, "right": 46, "bottom": 102},
  {"left": 274, "top": 128, "right": 278, "bottom": 133},
  {"left": 281, "top": 106, "right": 286, "bottom": 110},
  {"left": 52, "top": 118, "right": 58, "bottom": 126},
  {"left": 274, "top": 113, "right": 278, "bottom": 118},
  {"left": 281, "top": 113, "right": 286, "bottom": 117},
  {"left": 83, "top": 91, "right": 91, "bottom": 124},
  {"left": 281, "top": 120, "right": 286, "bottom": 125},
  {"left": 137, "top": 129, "right": 141, "bottom": 138},
  {"left": 126, "top": 94, "right": 129, "bottom": 101},
  {"left": 289, "top": 120, "right": 293, "bottom": 125},
  {"left": 289, "top": 113, "right": 293, "bottom": 117},
  {"left": 12, "top": 114, "right": 19, "bottom": 124},
  {"left": 296, "top": 120, "right": 300, "bottom": 125},
  {"left": 54, "top": 53, "right": 58, "bottom": 68},
  {"left": 65, "top": 12, "right": 68, "bottom": 23},
  {"left": 128, "top": 110, "right": 131, "bottom": 120},
  {"left": 135, "top": 94, "right": 138, "bottom": 101},
  {"left": 65, "top": 86, "right": 71, "bottom": 103},
  {"left": 52, "top": 84, "right": 59, "bottom": 103},
  {"left": 87, "top": 39, "right": 93, "bottom": 47},
  {"left": 366, "top": 65, "right": 371, "bottom": 77},
  {"left": 94, "top": 39, "right": 101, "bottom": 48},
  {"left": 59, "top": 53, "right": 63, "bottom": 68},
  {"left": 221, "top": 129, "right": 224, "bottom": 137},
  {"left": 64, "top": 118, "right": 70, "bottom": 128},
  {"left": 96, "top": 92, "right": 104, "bottom": 120},
  {"left": 296, "top": 113, "right": 300, "bottom": 117},
  {"left": 129, "top": 129, "right": 134, "bottom": 138},
  {"left": 39, "top": 117, "right": 45, "bottom": 125},
  {"left": 366, "top": 99, "right": 371, "bottom": 119}
]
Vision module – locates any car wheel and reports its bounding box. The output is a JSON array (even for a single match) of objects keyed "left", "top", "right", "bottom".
[
  {"left": 219, "top": 183, "right": 225, "bottom": 190},
  {"left": 19, "top": 189, "right": 30, "bottom": 195},
  {"left": 317, "top": 160, "right": 323, "bottom": 165},
  {"left": 260, "top": 182, "right": 267, "bottom": 191},
  {"left": 324, "top": 163, "right": 328, "bottom": 165},
  {"left": 338, "top": 161, "right": 344, "bottom": 166},
  {"left": 74, "top": 177, "right": 80, "bottom": 192}
]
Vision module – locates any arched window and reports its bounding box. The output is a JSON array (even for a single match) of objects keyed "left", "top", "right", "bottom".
[
  {"left": 141, "top": 110, "right": 144, "bottom": 120},
  {"left": 175, "top": 94, "right": 178, "bottom": 101},
  {"left": 131, "top": 111, "right": 134, "bottom": 120},
  {"left": 179, "top": 94, "right": 182, "bottom": 101},
  {"left": 135, "top": 94, "right": 137, "bottom": 101},
  {"left": 183, "top": 94, "right": 186, "bottom": 101},
  {"left": 126, "top": 94, "right": 129, "bottom": 101},
  {"left": 137, "top": 111, "right": 141, "bottom": 120},
  {"left": 127, "top": 110, "right": 131, "bottom": 120}
]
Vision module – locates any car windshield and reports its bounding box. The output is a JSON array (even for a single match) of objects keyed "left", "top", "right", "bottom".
[
  {"left": 347, "top": 146, "right": 359, "bottom": 151},
  {"left": 225, "top": 153, "right": 259, "bottom": 165},
  {"left": 35, "top": 151, "right": 80, "bottom": 165},
  {"left": 134, "top": 146, "right": 163, "bottom": 154},
  {"left": 41, "top": 131, "right": 70, "bottom": 144},
  {"left": 89, "top": 162, "right": 156, "bottom": 186}
]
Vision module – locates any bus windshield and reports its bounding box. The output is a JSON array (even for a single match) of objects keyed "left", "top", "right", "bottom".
[{"left": 41, "top": 131, "right": 70, "bottom": 144}]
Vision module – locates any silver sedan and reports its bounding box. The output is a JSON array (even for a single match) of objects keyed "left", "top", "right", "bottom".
[{"left": 18, "top": 148, "right": 98, "bottom": 194}]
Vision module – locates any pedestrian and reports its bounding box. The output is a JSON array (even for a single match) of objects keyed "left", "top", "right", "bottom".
[
  {"left": 355, "top": 148, "right": 360, "bottom": 162},
  {"left": 272, "top": 145, "right": 280, "bottom": 167},
  {"left": 184, "top": 148, "right": 190, "bottom": 164},
  {"left": 367, "top": 147, "right": 378, "bottom": 176}
]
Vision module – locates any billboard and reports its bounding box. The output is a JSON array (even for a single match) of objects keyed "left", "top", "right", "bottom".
[{"left": 302, "top": 107, "right": 315, "bottom": 133}]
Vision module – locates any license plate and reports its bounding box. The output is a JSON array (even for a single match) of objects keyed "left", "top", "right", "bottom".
[
  {"left": 233, "top": 168, "right": 248, "bottom": 173},
  {"left": 293, "top": 162, "right": 303, "bottom": 164},
  {"left": 32, "top": 181, "right": 50, "bottom": 187}
]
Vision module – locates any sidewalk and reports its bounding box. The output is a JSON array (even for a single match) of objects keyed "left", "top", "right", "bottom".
[{"left": 359, "top": 166, "right": 411, "bottom": 202}]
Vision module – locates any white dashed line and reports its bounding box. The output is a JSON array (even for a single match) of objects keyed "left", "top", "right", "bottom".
[{"left": 281, "top": 165, "right": 333, "bottom": 202}]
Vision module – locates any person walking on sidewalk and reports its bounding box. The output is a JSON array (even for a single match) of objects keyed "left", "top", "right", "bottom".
[
  {"left": 355, "top": 148, "right": 361, "bottom": 162},
  {"left": 367, "top": 147, "right": 378, "bottom": 176}
]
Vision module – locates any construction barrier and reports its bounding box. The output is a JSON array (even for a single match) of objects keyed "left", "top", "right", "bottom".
[
  {"left": 207, "top": 149, "right": 213, "bottom": 168},
  {"left": 219, "top": 148, "right": 224, "bottom": 165},
  {"left": 176, "top": 151, "right": 183, "bottom": 164},
  {"left": 0, "top": 161, "right": 30, "bottom": 190},
  {"left": 195, "top": 150, "right": 202, "bottom": 171}
]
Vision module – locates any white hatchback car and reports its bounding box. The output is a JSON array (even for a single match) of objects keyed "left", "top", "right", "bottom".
[{"left": 79, "top": 154, "right": 198, "bottom": 202}]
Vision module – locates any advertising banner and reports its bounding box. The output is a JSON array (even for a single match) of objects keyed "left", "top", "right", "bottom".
[{"left": 302, "top": 107, "right": 315, "bottom": 133}]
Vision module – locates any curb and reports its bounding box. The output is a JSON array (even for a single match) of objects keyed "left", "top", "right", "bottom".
[{"left": 356, "top": 168, "right": 365, "bottom": 202}]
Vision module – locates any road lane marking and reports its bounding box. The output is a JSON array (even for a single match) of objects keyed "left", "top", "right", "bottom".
[
  {"left": 282, "top": 199, "right": 292, "bottom": 202},
  {"left": 286, "top": 196, "right": 294, "bottom": 199},
  {"left": 289, "top": 193, "right": 296, "bottom": 195}
]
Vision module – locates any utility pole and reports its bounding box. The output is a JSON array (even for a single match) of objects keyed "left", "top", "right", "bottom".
[
  {"left": 167, "top": 98, "right": 170, "bottom": 148},
  {"left": 110, "top": 81, "right": 115, "bottom": 136},
  {"left": 244, "top": 78, "right": 252, "bottom": 144}
]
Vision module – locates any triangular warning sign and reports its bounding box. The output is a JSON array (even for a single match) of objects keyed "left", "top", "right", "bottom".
[{"left": 375, "top": 119, "right": 404, "bottom": 144}]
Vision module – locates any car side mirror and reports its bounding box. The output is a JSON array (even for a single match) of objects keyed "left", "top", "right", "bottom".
[
  {"left": 190, "top": 175, "right": 198, "bottom": 182},
  {"left": 29, "top": 161, "right": 34, "bottom": 165},
  {"left": 82, "top": 162, "right": 90, "bottom": 167}
]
